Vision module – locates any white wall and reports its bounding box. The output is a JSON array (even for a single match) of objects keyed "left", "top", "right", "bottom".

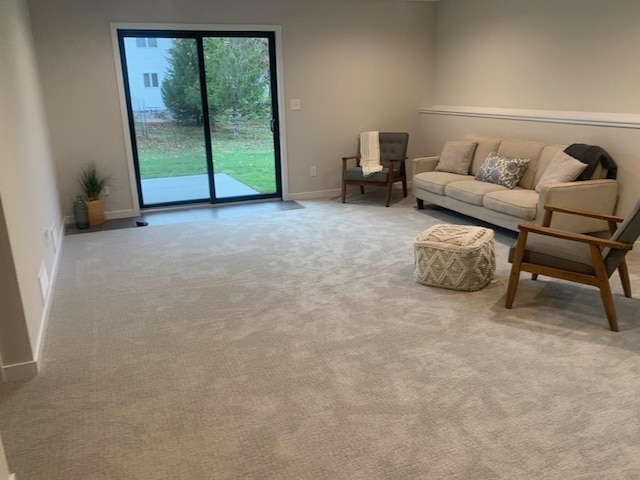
[
  {"left": 432, "top": 0, "right": 640, "bottom": 113},
  {"left": 0, "top": 0, "right": 63, "bottom": 374},
  {"left": 425, "top": 0, "right": 640, "bottom": 215},
  {"left": 26, "top": 0, "right": 435, "bottom": 213}
]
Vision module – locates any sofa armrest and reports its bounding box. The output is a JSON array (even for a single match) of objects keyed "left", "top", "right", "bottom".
[
  {"left": 536, "top": 179, "right": 619, "bottom": 232},
  {"left": 412, "top": 156, "right": 439, "bottom": 175}
]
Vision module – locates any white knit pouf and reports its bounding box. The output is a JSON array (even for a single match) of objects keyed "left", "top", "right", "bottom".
[{"left": 414, "top": 224, "right": 496, "bottom": 291}]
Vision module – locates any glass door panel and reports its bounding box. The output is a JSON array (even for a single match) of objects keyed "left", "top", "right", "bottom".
[
  {"left": 118, "top": 30, "right": 282, "bottom": 207},
  {"left": 203, "top": 36, "right": 278, "bottom": 199},
  {"left": 122, "top": 36, "right": 210, "bottom": 206}
]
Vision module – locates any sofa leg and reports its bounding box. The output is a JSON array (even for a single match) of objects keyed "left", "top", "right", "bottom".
[{"left": 416, "top": 198, "right": 424, "bottom": 210}]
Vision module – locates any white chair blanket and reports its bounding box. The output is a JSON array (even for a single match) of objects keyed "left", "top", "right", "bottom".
[{"left": 359, "top": 131, "right": 382, "bottom": 176}]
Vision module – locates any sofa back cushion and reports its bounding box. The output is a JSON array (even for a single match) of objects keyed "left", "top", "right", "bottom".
[
  {"left": 463, "top": 135, "right": 502, "bottom": 176},
  {"left": 496, "top": 139, "right": 545, "bottom": 189}
]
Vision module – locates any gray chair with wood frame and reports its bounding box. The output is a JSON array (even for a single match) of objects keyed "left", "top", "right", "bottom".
[
  {"left": 341, "top": 132, "right": 409, "bottom": 207},
  {"left": 505, "top": 199, "right": 640, "bottom": 331}
]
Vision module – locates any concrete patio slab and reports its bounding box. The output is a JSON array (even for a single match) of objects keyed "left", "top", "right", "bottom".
[{"left": 141, "top": 173, "right": 259, "bottom": 205}]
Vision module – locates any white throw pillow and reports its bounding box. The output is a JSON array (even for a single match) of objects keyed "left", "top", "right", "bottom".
[
  {"left": 435, "top": 141, "right": 478, "bottom": 175},
  {"left": 535, "top": 151, "right": 588, "bottom": 193}
]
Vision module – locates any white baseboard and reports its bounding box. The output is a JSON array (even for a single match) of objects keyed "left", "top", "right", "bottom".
[
  {"left": 64, "top": 208, "right": 138, "bottom": 225},
  {"left": 285, "top": 182, "right": 411, "bottom": 202},
  {"left": 33, "top": 215, "right": 65, "bottom": 367},
  {"left": 2, "top": 360, "right": 38, "bottom": 381},
  {"left": 3, "top": 216, "right": 65, "bottom": 381},
  {"left": 285, "top": 189, "right": 341, "bottom": 201},
  {"left": 105, "top": 208, "right": 138, "bottom": 220}
]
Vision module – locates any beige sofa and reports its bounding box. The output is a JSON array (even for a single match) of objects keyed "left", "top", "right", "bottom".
[{"left": 412, "top": 134, "right": 619, "bottom": 233}]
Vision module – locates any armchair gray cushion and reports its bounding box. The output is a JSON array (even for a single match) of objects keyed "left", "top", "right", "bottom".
[
  {"left": 508, "top": 235, "right": 594, "bottom": 275},
  {"left": 344, "top": 167, "right": 390, "bottom": 183}
]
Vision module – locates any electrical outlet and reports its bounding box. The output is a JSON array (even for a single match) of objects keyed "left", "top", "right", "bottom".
[
  {"left": 310, "top": 166, "right": 317, "bottom": 177},
  {"left": 290, "top": 99, "right": 301, "bottom": 110},
  {"left": 103, "top": 186, "right": 110, "bottom": 196}
]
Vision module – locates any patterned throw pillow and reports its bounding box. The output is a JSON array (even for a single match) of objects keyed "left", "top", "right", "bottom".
[{"left": 475, "top": 152, "right": 530, "bottom": 189}]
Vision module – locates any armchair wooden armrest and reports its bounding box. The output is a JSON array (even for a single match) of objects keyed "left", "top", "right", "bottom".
[
  {"left": 518, "top": 223, "right": 633, "bottom": 251},
  {"left": 542, "top": 204, "right": 624, "bottom": 234},
  {"left": 543, "top": 204, "right": 624, "bottom": 222},
  {"left": 341, "top": 155, "right": 360, "bottom": 170}
]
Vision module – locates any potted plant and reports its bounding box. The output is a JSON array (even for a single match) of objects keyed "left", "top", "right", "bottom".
[{"left": 79, "top": 162, "right": 110, "bottom": 226}]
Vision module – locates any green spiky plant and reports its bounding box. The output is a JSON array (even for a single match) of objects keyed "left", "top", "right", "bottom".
[{"left": 79, "top": 162, "right": 110, "bottom": 201}]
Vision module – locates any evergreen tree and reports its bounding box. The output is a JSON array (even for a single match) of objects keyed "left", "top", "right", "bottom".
[
  {"left": 160, "top": 39, "right": 202, "bottom": 125},
  {"left": 161, "top": 37, "right": 271, "bottom": 133},
  {"left": 203, "top": 37, "right": 271, "bottom": 136}
]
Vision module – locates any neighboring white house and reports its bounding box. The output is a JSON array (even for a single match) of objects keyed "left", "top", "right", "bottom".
[{"left": 123, "top": 37, "right": 173, "bottom": 116}]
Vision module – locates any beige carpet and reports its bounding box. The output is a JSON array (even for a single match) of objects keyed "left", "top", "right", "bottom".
[{"left": 1, "top": 194, "right": 639, "bottom": 479}]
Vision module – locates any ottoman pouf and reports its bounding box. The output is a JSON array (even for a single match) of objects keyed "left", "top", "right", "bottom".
[{"left": 414, "top": 224, "right": 496, "bottom": 291}]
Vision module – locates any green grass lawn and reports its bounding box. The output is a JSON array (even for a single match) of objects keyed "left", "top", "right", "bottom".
[{"left": 135, "top": 120, "right": 277, "bottom": 194}]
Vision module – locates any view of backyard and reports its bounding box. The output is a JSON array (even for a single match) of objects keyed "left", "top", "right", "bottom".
[
  {"left": 135, "top": 119, "right": 276, "bottom": 194},
  {"left": 123, "top": 34, "right": 279, "bottom": 203}
]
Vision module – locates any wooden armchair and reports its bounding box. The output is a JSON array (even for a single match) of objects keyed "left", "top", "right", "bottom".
[
  {"left": 341, "top": 132, "right": 409, "bottom": 207},
  {"left": 505, "top": 200, "right": 640, "bottom": 331}
]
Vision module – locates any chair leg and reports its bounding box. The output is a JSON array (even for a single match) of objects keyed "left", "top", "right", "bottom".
[
  {"left": 618, "top": 259, "right": 632, "bottom": 298},
  {"left": 385, "top": 183, "right": 392, "bottom": 207},
  {"left": 531, "top": 274, "right": 538, "bottom": 281},
  {"left": 505, "top": 231, "right": 528, "bottom": 309},
  {"left": 591, "top": 244, "right": 619, "bottom": 332},
  {"left": 416, "top": 198, "right": 424, "bottom": 210},
  {"left": 359, "top": 186, "right": 364, "bottom": 194},
  {"left": 505, "top": 263, "right": 522, "bottom": 309},
  {"left": 341, "top": 181, "right": 347, "bottom": 204},
  {"left": 598, "top": 278, "right": 619, "bottom": 332},
  {"left": 402, "top": 176, "right": 408, "bottom": 197}
]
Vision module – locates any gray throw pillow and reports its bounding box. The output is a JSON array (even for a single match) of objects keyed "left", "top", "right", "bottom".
[
  {"left": 476, "top": 152, "right": 530, "bottom": 189},
  {"left": 435, "top": 141, "right": 478, "bottom": 175}
]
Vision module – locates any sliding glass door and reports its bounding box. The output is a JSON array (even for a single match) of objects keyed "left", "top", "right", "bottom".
[{"left": 118, "top": 30, "right": 282, "bottom": 207}]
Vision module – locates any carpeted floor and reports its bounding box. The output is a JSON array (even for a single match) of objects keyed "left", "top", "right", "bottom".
[{"left": 1, "top": 193, "right": 639, "bottom": 479}]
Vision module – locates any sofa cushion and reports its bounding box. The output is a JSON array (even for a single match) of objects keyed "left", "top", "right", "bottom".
[
  {"left": 483, "top": 189, "right": 538, "bottom": 220},
  {"left": 463, "top": 135, "right": 502, "bottom": 175},
  {"left": 475, "top": 152, "right": 531, "bottom": 189},
  {"left": 435, "top": 141, "right": 478, "bottom": 175},
  {"left": 445, "top": 180, "right": 508, "bottom": 206},
  {"left": 496, "top": 139, "right": 545, "bottom": 189},
  {"left": 535, "top": 151, "right": 587, "bottom": 193},
  {"left": 414, "top": 172, "right": 473, "bottom": 195}
]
